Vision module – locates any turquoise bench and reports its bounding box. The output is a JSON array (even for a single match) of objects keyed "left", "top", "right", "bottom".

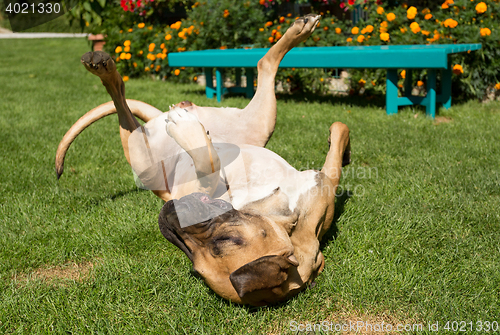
[{"left": 168, "top": 44, "right": 481, "bottom": 118}]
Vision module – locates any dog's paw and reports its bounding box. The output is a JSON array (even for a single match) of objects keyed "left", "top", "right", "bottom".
[
  {"left": 81, "top": 51, "right": 117, "bottom": 78},
  {"left": 285, "top": 14, "right": 321, "bottom": 46},
  {"left": 166, "top": 107, "right": 208, "bottom": 152}
]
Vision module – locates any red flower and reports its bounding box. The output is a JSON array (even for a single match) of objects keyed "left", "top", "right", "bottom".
[
  {"left": 348, "top": 0, "right": 355, "bottom": 5},
  {"left": 340, "top": 2, "right": 345, "bottom": 8}
]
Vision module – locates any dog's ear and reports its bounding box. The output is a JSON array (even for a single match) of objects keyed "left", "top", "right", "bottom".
[{"left": 229, "top": 255, "right": 293, "bottom": 302}]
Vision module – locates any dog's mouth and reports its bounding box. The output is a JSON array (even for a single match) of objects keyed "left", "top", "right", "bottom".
[{"left": 164, "top": 193, "right": 233, "bottom": 228}]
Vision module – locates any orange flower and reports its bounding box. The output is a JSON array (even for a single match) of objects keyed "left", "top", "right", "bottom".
[
  {"left": 443, "top": 18, "right": 458, "bottom": 28},
  {"left": 223, "top": 9, "right": 229, "bottom": 18},
  {"left": 425, "top": 14, "right": 433, "bottom": 20},
  {"left": 400, "top": 27, "right": 407, "bottom": 33},
  {"left": 380, "top": 32, "right": 390, "bottom": 42},
  {"left": 351, "top": 27, "right": 359, "bottom": 34},
  {"left": 480, "top": 27, "right": 491, "bottom": 36},
  {"left": 139, "top": 50, "right": 143, "bottom": 55},
  {"left": 279, "top": 16, "right": 285, "bottom": 23},
  {"left": 417, "top": 80, "right": 424, "bottom": 87},
  {"left": 410, "top": 22, "right": 421, "bottom": 33},
  {"left": 120, "top": 52, "right": 127, "bottom": 60},
  {"left": 347, "top": 37, "right": 353, "bottom": 42},
  {"left": 359, "top": 79, "right": 366, "bottom": 87},
  {"left": 123, "top": 76, "right": 129, "bottom": 82},
  {"left": 272, "top": 29, "right": 277, "bottom": 36},
  {"left": 160, "top": 43, "right": 165, "bottom": 49},
  {"left": 128, "top": 28, "right": 133, "bottom": 32},
  {"left": 124, "top": 46, "right": 130, "bottom": 52},
  {"left": 265, "top": 21, "right": 273, "bottom": 27},
  {"left": 125, "top": 53, "right": 131, "bottom": 60},
  {"left": 259, "top": 28, "right": 264, "bottom": 32},
  {"left": 407, "top": 6, "right": 417, "bottom": 20},
  {"left": 165, "top": 34, "right": 172, "bottom": 41},
  {"left": 138, "top": 23, "right": 145, "bottom": 28},
  {"left": 495, "top": 83, "right": 500, "bottom": 90},
  {"left": 133, "top": 62, "right": 137, "bottom": 68},
  {"left": 475, "top": 2, "right": 487, "bottom": 14},
  {"left": 268, "top": 36, "right": 274, "bottom": 43},
  {"left": 124, "top": 40, "right": 131, "bottom": 47},
  {"left": 174, "top": 69, "right": 180, "bottom": 76},
  {"left": 400, "top": 70, "right": 406, "bottom": 79},
  {"left": 145, "top": 67, "right": 150, "bottom": 72},
  {"left": 148, "top": 43, "right": 155, "bottom": 52},
  {"left": 376, "top": 6, "right": 384, "bottom": 14},
  {"left": 365, "top": 25, "right": 374, "bottom": 33},
  {"left": 324, "top": 26, "right": 329, "bottom": 31},
  {"left": 156, "top": 65, "right": 161, "bottom": 72},
  {"left": 386, "top": 13, "right": 396, "bottom": 21},
  {"left": 335, "top": 27, "right": 342, "bottom": 34},
  {"left": 178, "top": 31, "right": 186, "bottom": 39},
  {"left": 259, "top": 0, "right": 265, "bottom": 4},
  {"left": 421, "top": 30, "right": 430, "bottom": 36},
  {"left": 452, "top": 64, "right": 463, "bottom": 75},
  {"left": 275, "top": 32, "right": 282, "bottom": 40},
  {"left": 357, "top": 35, "right": 365, "bottom": 43},
  {"left": 170, "top": 21, "right": 182, "bottom": 30},
  {"left": 115, "top": 46, "right": 123, "bottom": 53}
]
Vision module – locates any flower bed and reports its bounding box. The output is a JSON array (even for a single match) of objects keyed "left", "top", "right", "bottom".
[{"left": 102, "top": 0, "right": 500, "bottom": 100}]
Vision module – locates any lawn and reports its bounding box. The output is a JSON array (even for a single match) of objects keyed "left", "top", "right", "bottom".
[{"left": 0, "top": 38, "right": 499, "bottom": 334}]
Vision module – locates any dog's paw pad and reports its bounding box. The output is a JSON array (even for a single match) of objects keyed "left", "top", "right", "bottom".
[
  {"left": 286, "top": 14, "right": 321, "bottom": 45},
  {"left": 81, "top": 51, "right": 116, "bottom": 77}
]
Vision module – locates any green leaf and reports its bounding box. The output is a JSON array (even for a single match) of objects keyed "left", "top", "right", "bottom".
[
  {"left": 83, "top": 1, "right": 92, "bottom": 12},
  {"left": 97, "top": 0, "right": 106, "bottom": 8}
]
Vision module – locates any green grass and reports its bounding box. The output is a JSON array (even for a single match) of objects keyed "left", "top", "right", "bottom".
[{"left": 1, "top": 38, "right": 499, "bottom": 334}]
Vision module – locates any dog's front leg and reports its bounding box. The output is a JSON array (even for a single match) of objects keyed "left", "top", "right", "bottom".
[{"left": 166, "top": 108, "right": 221, "bottom": 197}]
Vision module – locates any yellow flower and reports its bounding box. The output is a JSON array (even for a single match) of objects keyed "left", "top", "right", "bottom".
[
  {"left": 223, "top": 9, "right": 229, "bottom": 18},
  {"left": 365, "top": 25, "right": 374, "bottom": 33},
  {"left": 259, "top": 28, "right": 264, "bottom": 32},
  {"left": 123, "top": 76, "right": 129, "bottom": 82},
  {"left": 120, "top": 52, "right": 127, "bottom": 60},
  {"left": 380, "top": 21, "right": 388, "bottom": 27},
  {"left": 475, "top": 2, "right": 487, "bottom": 14},
  {"left": 347, "top": 37, "right": 353, "bottom": 42},
  {"left": 124, "top": 40, "right": 131, "bottom": 47},
  {"left": 417, "top": 80, "right": 424, "bottom": 87},
  {"left": 148, "top": 26, "right": 153, "bottom": 30},
  {"left": 410, "top": 22, "right": 421, "bottom": 33},
  {"left": 335, "top": 27, "right": 342, "bottom": 34},
  {"left": 178, "top": 31, "right": 186, "bottom": 39},
  {"left": 124, "top": 46, "right": 130, "bottom": 52},
  {"left": 400, "top": 70, "right": 406, "bottom": 79},
  {"left": 145, "top": 67, "right": 150, "bottom": 72},
  {"left": 138, "top": 23, "right": 145, "bottom": 28},
  {"left": 376, "top": 6, "right": 384, "bottom": 14},
  {"left": 480, "top": 27, "right": 491, "bottom": 36},
  {"left": 139, "top": 50, "right": 143, "bottom": 55},
  {"left": 380, "top": 32, "right": 390, "bottom": 42},
  {"left": 174, "top": 69, "right": 180, "bottom": 76},
  {"left": 351, "top": 27, "right": 359, "bottom": 34},
  {"left": 148, "top": 43, "right": 155, "bottom": 52},
  {"left": 358, "top": 79, "right": 366, "bottom": 87},
  {"left": 115, "top": 46, "right": 123, "bottom": 53},
  {"left": 125, "top": 53, "right": 131, "bottom": 60},
  {"left": 386, "top": 13, "right": 396, "bottom": 21},
  {"left": 357, "top": 35, "right": 365, "bottom": 43},
  {"left": 453, "top": 64, "right": 463, "bottom": 75},
  {"left": 165, "top": 34, "right": 172, "bottom": 41},
  {"left": 495, "top": 83, "right": 500, "bottom": 90},
  {"left": 407, "top": 6, "right": 417, "bottom": 20},
  {"left": 147, "top": 53, "right": 156, "bottom": 61},
  {"left": 443, "top": 18, "right": 458, "bottom": 28}
]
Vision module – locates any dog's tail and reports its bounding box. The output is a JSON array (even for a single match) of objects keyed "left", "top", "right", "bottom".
[{"left": 55, "top": 99, "right": 162, "bottom": 179}]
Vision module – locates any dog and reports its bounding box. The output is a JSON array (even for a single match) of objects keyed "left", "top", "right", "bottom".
[{"left": 55, "top": 14, "right": 351, "bottom": 306}]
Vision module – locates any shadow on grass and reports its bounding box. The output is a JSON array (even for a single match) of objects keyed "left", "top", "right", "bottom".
[
  {"left": 81, "top": 187, "right": 144, "bottom": 209},
  {"left": 320, "top": 191, "right": 351, "bottom": 249}
]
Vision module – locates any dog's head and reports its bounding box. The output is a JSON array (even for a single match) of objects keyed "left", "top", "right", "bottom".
[{"left": 158, "top": 191, "right": 301, "bottom": 306}]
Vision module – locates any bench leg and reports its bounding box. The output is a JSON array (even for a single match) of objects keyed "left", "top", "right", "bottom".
[
  {"left": 386, "top": 69, "right": 399, "bottom": 115},
  {"left": 216, "top": 68, "right": 224, "bottom": 103},
  {"left": 425, "top": 69, "right": 437, "bottom": 118},
  {"left": 441, "top": 67, "right": 452, "bottom": 110},
  {"left": 204, "top": 68, "right": 216, "bottom": 99},
  {"left": 245, "top": 68, "right": 255, "bottom": 99}
]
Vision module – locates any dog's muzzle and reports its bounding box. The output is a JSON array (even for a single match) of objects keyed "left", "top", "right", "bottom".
[{"left": 163, "top": 193, "right": 233, "bottom": 228}]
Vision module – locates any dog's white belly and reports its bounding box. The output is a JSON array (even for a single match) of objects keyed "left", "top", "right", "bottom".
[{"left": 130, "top": 113, "right": 318, "bottom": 211}]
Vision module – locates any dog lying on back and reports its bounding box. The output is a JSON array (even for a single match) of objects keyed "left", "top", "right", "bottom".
[{"left": 56, "top": 14, "right": 351, "bottom": 306}]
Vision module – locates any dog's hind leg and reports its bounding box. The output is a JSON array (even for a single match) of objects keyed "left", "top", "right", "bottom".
[
  {"left": 81, "top": 51, "right": 142, "bottom": 165},
  {"left": 241, "top": 14, "right": 321, "bottom": 147}
]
